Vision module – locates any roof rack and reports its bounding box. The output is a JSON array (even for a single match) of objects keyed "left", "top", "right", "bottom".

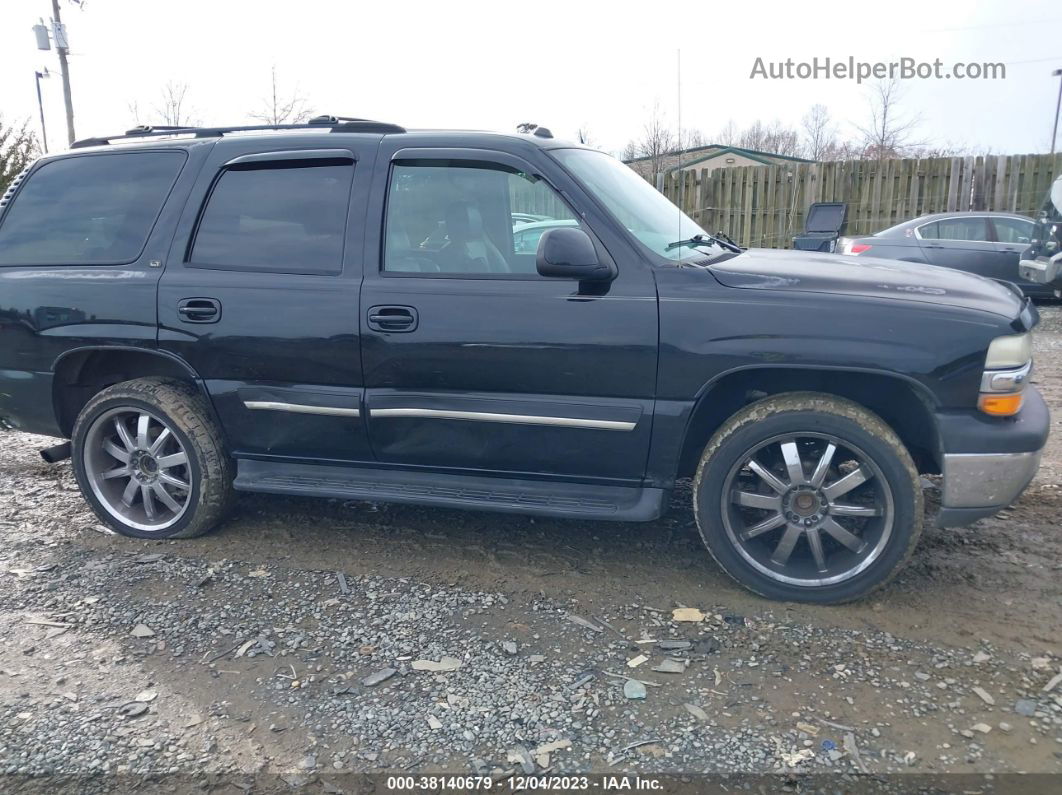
[{"left": 71, "top": 115, "right": 406, "bottom": 149}]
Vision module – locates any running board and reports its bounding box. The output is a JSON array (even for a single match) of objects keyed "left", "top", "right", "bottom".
[{"left": 234, "top": 460, "right": 665, "bottom": 522}]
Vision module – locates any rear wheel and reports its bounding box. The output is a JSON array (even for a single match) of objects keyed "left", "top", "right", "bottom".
[
  {"left": 72, "top": 378, "right": 233, "bottom": 539},
  {"left": 693, "top": 393, "right": 922, "bottom": 604}
]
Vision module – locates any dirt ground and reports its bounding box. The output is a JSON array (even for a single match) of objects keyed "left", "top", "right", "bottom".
[{"left": 0, "top": 307, "right": 1060, "bottom": 791}]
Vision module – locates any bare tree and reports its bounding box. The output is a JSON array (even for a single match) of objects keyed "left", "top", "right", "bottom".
[
  {"left": 713, "top": 119, "right": 805, "bottom": 157},
  {"left": 153, "top": 82, "right": 199, "bottom": 127},
  {"left": 735, "top": 120, "right": 804, "bottom": 157},
  {"left": 910, "top": 141, "right": 975, "bottom": 158},
  {"left": 0, "top": 116, "right": 40, "bottom": 194},
  {"left": 250, "top": 66, "right": 311, "bottom": 126},
  {"left": 716, "top": 120, "right": 739, "bottom": 146},
  {"left": 681, "top": 128, "right": 707, "bottom": 150},
  {"left": 623, "top": 103, "right": 677, "bottom": 175},
  {"left": 854, "top": 79, "right": 924, "bottom": 160},
  {"left": 802, "top": 104, "right": 840, "bottom": 161},
  {"left": 576, "top": 126, "right": 596, "bottom": 148}
]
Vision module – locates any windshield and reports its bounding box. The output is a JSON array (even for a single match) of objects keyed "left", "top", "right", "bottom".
[{"left": 552, "top": 148, "right": 714, "bottom": 261}]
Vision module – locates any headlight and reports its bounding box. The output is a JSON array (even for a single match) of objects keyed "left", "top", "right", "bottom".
[
  {"left": 985, "top": 333, "right": 1032, "bottom": 369},
  {"left": 979, "top": 333, "right": 1032, "bottom": 416}
]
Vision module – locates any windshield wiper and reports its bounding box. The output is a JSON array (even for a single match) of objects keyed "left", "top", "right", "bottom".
[{"left": 665, "top": 233, "right": 742, "bottom": 255}]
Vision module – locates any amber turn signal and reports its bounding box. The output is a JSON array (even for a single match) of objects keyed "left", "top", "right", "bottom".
[{"left": 978, "top": 393, "right": 1024, "bottom": 417}]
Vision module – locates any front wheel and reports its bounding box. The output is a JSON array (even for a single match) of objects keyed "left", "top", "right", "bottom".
[
  {"left": 693, "top": 393, "right": 922, "bottom": 604},
  {"left": 71, "top": 377, "right": 234, "bottom": 539}
]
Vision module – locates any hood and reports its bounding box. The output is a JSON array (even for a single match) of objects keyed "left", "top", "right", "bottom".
[{"left": 708, "top": 248, "right": 1024, "bottom": 320}]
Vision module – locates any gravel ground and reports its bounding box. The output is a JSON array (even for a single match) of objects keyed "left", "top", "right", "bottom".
[{"left": 1, "top": 309, "right": 1061, "bottom": 791}]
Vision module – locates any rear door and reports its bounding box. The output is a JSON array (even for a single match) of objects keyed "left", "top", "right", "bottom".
[
  {"left": 358, "top": 144, "right": 659, "bottom": 482},
  {"left": 158, "top": 138, "right": 376, "bottom": 463},
  {"left": 916, "top": 216, "right": 1000, "bottom": 277}
]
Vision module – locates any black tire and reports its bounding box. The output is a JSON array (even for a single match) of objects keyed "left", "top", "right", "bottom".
[
  {"left": 71, "top": 377, "right": 234, "bottom": 539},
  {"left": 693, "top": 392, "right": 922, "bottom": 604}
]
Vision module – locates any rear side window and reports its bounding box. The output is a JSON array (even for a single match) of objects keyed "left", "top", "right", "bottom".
[
  {"left": 0, "top": 152, "right": 184, "bottom": 266},
  {"left": 919, "top": 217, "right": 988, "bottom": 242},
  {"left": 189, "top": 162, "right": 354, "bottom": 275}
]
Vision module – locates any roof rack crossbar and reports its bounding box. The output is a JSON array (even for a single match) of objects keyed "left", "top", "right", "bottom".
[{"left": 71, "top": 118, "right": 406, "bottom": 149}]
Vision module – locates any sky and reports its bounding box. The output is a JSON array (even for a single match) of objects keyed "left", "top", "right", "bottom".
[{"left": 2, "top": 0, "right": 1061, "bottom": 157}]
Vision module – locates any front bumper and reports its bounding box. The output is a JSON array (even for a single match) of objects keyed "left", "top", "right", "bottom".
[{"left": 936, "top": 386, "right": 1049, "bottom": 527}]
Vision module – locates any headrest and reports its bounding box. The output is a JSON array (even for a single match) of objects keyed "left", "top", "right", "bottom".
[{"left": 444, "top": 201, "right": 484, "bottom": 242}]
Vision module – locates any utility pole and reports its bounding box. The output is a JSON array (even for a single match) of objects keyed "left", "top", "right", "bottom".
[
  {"left": 51, "top": 0, "right": 75, "bottom": 146},
  {"left": 1052, "top": 68, "right": 1062, "bottom": 157},
  {"left": 35, "top": 70, "right": 50, "bottom": 153}
]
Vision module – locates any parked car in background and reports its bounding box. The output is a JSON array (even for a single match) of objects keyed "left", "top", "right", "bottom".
[
  {"left": 511, "top": 212, "right": 552, "bottom": 226},
  {"left": 512, "top": 218, "right": 579, "bottom": 253},
  {"left": 839, "top": 212, "right": 1051, "bottom": 298},
  {"left": 418, "top": 213, "right": 561, "bottom": 251}
]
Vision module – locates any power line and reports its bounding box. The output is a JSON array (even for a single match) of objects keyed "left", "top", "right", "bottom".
[
  {"left": 923, "top": 19, "right": 1062, "bottom": 33},
  {"left": 998, "top": 56, "right": 1062, "bottom": 67}
]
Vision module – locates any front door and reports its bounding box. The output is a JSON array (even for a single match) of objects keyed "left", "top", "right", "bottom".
[
  {"left": 988, "top": 215, "right": 1040, "bottom": 289},
  {"left": 359, "top": 145, "right": 658, "bottom": 483},
  {"left": 158, "top": 139, "right": 375, "bottom": 463}
]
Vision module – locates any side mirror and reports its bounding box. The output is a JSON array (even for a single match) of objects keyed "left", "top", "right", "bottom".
[{"left": 536, "top": 227, "right": 616, "bottom": 282}]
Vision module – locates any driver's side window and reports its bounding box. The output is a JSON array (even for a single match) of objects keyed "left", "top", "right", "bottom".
[{"left": 383, "top": 161, "right": 578, "bottom": 277}]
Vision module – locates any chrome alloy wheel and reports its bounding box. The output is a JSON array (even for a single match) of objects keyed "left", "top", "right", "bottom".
[
  {"left": 82, "top": 407, "right": 192, "bottom": 532},
  {"left": 721, "top": 433, "right": 894, "bottom": 587}
]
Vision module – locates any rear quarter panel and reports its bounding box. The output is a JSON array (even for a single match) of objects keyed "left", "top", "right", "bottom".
[{"left": 0, "top": 144, "right": 211, "bottom": 435}]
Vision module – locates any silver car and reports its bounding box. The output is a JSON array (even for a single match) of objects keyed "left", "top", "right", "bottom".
[{"left": 838, "top": 211, "right": 1050, "bottom": 298}]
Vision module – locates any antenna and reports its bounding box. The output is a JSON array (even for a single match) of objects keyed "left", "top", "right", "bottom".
[{"left": 677, "top": 48, "right": 683, "bottom": 244}]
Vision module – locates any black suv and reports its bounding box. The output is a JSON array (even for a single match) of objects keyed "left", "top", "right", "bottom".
[{"left": 0, "top": 117, "right": 1049, "bottom": 603}]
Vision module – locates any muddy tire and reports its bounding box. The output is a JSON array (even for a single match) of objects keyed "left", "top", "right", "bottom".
[
  {"left": 71, "top": 377, "right": 233, "bottom": 539},
  {"left": 693, "top": 392, "right": 922, "bottom": 604}
]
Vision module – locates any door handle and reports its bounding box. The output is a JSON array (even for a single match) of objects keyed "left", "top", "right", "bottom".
[
  {"left": 367, "top": 305, "right": 418, "bottom": 332},
  {"left": 177, "top": 298, "right": 221, "bottom": 323}
]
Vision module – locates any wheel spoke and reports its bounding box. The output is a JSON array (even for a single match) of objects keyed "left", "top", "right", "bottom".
[
  {"left": 151, "top": 483, "right": 182, "bottom": 513},
  {"left": 114, "top": 417, "right": 136, "bottom": 452},
  {"left": 809, "top": 443, "right": 836, "bottom": 488},
  {"left": 806, "top": 527, "right": 828, "bottom": 572},
  {"left": 748, "top": 460, "right": 788, "bottom": 494},
  {"left": 157, "top": 451, "right": 188, "bottom": 470},
  {"left": 830, "top": 503, "right": 882, "bottom": 518},
  {"left": 742, "top": 513, "right": 786, "bottom": 540},
  {"left": 102, "top": 439, "right": 131, "bottom": 464},
  {"left": 121, "top": 477, "right": 139, "bottom": 507},
  {"left": 821, "top": 517, "right": 867, "bottom": 553},
  {"left": 149, "top": 427, "right": 172, "bottom": 455},
  {"left": 779, "top": 440, "right": 806, "bottom": 486},
  {"left": 141, "top": 485, "right": 157, "bottom": 520},
  {"left": 159, "top": 471, "right": 190, "bottom": 490},
  {"left": 99, "top": 466, "right": 129, "bottom": 480},
  {"left": 770, "top": 523, "right": 803, "bottom": 566},
  {"left": 732, "top": 490, "right": 782, "bottom": 511},
  {"left": 136, "top": 413, "right": 151, "bottom": 450},
  {"left": 822, "top": 465, "right": 871, "bottom": 501}
]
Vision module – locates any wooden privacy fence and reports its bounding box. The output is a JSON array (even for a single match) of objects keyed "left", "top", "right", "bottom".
[{"left": 658, "top": 154, "right": 1062, "bottom": 249}]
